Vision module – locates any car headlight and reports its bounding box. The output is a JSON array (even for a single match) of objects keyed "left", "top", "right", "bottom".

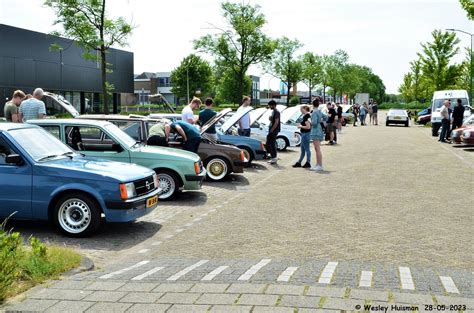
[
  {"left": 119, "top": 182, "right": 136, "bottom": 200},
  {"left": 463, "top": 131, "right": 471, "bottom": 138},
  {"left": 240, "top": 150, "right": 245, "bottom": 162}
]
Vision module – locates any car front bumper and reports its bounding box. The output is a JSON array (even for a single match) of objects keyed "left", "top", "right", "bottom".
[
  {"left": 104, "top": 189, "right": 159, "bottom": 222},
  {"left": 386, "top": 119, "right": 408, "bottom": 124},
  {"left": 183, "top": 170, "right": 207, "bottom": 190}
]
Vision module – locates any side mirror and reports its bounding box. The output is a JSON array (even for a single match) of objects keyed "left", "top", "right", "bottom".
[
  {"left": 112, "top": 143, "right": 123, "bottom": 152},
  {"left": 5, "top": 154, "right": 23, "bottom": 165}
]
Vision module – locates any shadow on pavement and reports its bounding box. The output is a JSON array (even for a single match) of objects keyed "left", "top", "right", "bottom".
[
  {"left": 203, "top": 174, "right": 250, "bottom": 191},
  {"left": 5, "top": 219, "right": 162, "bottom": 252},
  {"left": 245, "top": 162, "right": 268, "bottom": 172},
  {"left": 159, "top": 191, "right": 207, "bottom": 207}
]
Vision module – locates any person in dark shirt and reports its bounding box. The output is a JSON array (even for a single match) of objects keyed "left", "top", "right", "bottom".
[
  {"left": 336, "top": 103, "right": 343, "bottom": 132},
  {"left": 266, "top": 100, "right": 280, "bottom": 165},
  {"left": 293, "top": 105, "right": 311, "bottom": 168},
  {"left": 198, "top": 98, "right": 218, "bottom": 140},
  {"left": 372, "top": 102, "right": 378, "bottom": 125},
  {"left": 169, "top": 121, "right": 202, "bottom": 153},
  {"left": 326, "top": 103, "right": 337, "bottom": 145},
  {"left": 451, "top": 98, "right": 465, "bottom": 131}
]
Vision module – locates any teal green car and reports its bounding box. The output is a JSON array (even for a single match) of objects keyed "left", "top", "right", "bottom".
[{"left": 29, "top": 119, "right": 206, "bottom": 200}]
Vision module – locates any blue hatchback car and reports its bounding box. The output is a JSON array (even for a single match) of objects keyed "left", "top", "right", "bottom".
[{"left": 0, "top": 123, "right": 160, "bottom": 237}]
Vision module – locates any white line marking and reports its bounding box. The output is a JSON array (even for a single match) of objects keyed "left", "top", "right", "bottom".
[
  {"left": 138, "top": 249, "right": 149, "bottom": 254},
  {"left": 175, "top": 229, "right": 184, "bottom": 233},
  {"left": 238, "top": 259, "right": 272, "bottom": 281},
  {"left": 200, "top": 213, "right": 208, "bottom": 217},
  {"left": 439, "top": 276, "right": 459, "bottom": 294},
  {"left": 208, "top": 209, "right": 217, "bottom": 213},
  {"left": 277, "top": 267, "right": 298, "bottom": 282},
  {"left": 99, "top": 261, "right": 150, "bottom": 279},
  {"left": 399, "top": 267, "right": 415, "bottom": 290},
  {"left": 167, "top": 260, "right": 209, "bottom": 281},
  {"left": 318, "top": 262, "right": 338, "bottom": 284},
  {"left": 131, "top": 266, "right": 164, "bottom": 281},
  {"left": 359, "top": 271, "right": 373, "bottom": 287},
  {"left": 184, "top": 223, "right": 193, "bottom": 227},
  {"left": 193, "top": 217, "right": 202, "bottom": 222},
  {"left": 201, "top": 266, "right": 229, "bottom": 281},
  {"left": 164, "top": 235, "right": 174, "bottom": 239},
  {"left": 151, "top": 241, "right": 162, "bottom": 246}
]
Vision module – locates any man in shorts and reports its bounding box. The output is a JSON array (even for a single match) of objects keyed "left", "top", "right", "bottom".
[{"left": 326, "top": 103, "right": 337, "bottom": 145}]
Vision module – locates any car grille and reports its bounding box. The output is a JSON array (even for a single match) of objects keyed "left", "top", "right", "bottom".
[{"left": 133, "top": 175, "right": 156, "bottom": 197}]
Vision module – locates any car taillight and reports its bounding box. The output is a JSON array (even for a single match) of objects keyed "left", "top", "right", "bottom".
[
  {"left": 240, "top": 150, "right": 245, "bottom": 161},
  {"left": 194, "top": 162, "right": 201, "bottom": 174},
  {"left": 261, "top": 142, "right": 265, "bottom": 150},
  {"left": 119, "top": 182, "right": 136, "bottom": 200}
]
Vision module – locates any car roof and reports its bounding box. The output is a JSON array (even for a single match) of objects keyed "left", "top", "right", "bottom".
[
  {"left": 28, "top": 119, "right": 113, "bottom": 127},
  {"left": 0, "top": 123, "right": 39, "bottom": 132}
]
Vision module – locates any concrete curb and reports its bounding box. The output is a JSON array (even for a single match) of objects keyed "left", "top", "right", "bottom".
[{"left": 64, "top": 256, "right": 95, "bottom": 276}]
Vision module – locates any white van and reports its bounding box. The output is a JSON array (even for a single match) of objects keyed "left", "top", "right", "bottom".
[{"left": 430, "top": 90, "right": 470, "bottom": 136}]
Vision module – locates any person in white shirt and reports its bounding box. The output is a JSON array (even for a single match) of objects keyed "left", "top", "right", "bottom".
[
  {"left": 238, "top": 96, "right": 251, "bottom": 136},
  {"left": 439, "top": 99, "right": 451, "bottom": 143},
  {"left": 181, "top": 98, "right": 201, "bottom": 124}
]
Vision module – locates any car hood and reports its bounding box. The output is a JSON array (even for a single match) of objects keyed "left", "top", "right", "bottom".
[
  {"left": 37, "top": 156, "right": 153, "bottom": 182},
  {"left": 43, "top": 92, "right": 80, "bottom": 117},
  {"left": 250, "top": 108, "right": 268, "bottom": 125},
  {"left": 134, "top": 145, "right": 200, "bottom": 162},
  {"left": 221, "top": 107, "right": 253, "bottom": 133},
  {"left": 201, "top": 108, "right": 232, "bottom": 135}
]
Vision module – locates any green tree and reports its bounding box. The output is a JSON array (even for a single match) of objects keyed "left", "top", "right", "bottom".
[
  {"left": 456, "top": 48, "right": 474, "bottom": 92},
  {"left": 215, "top": 67, "right": 252, "bottom": 105},
  {"left": 300, "top": 52, "right": 323, "bottom": 100},
  {"left": 45, "top": 0, "right": 132, "bottom": 114},
  {"left": 418, "top": 30, "right": 462, "bottom": 91},
  {"left": 170, "top": 54, "right": 213, "bottom": 102},
  {"left": 194, "top": 2, "right": 275, "bottom": 104},
  {"left": 459, "top": 0, "right": 474, "bottom": 20},
  {"left": 326, "top": 50, "right": 349, "bottom": 100},
  {"left": 266, "top": 37, "right": 303, "bottom": 105}
]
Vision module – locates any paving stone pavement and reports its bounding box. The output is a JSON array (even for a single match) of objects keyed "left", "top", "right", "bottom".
[{"left": 2, "top": 118, "right": 473, "bottom": 312}]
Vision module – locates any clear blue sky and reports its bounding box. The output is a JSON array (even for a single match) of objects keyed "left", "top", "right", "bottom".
[{"left": 1, "top": 0, "right": 472, "bottom": 94}]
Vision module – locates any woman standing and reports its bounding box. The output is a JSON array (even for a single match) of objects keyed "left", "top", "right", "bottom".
[
  {"left": 310, "top": 98, "right": 326, "bottom": 171},
  {"left": 292, "top": 105, "right": 312, "bottom": 168}
]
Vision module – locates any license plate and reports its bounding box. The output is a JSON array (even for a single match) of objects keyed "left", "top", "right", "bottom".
[
  {"left": 394, "top": 116, "right": 401, "bottom": 120},
  {"left": 146, "top": 195, "right": 158, "bottom": 208}
]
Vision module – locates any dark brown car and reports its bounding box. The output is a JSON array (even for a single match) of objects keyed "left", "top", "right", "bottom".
[{"left": 77, "top": 115, "right": 246, "bottom": 181}]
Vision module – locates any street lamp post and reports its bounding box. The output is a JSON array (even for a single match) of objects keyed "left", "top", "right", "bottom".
[
  {"left": 186, "top": 66, "right": 190, "bottom": 104},
  {"left": 447, "top": 28, "right": 473, "bottom": 104}
]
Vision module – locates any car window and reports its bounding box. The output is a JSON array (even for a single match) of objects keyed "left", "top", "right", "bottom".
[
  {"left": 41, "top": 125, "right": 61, "bottom": 139},
  {"left": 112, "top": 121, "right": 142, "bottom": 141},
  {"left": 65, "top": 126, "right": 119, "bottom": 152},
  {"left": 0, "top": 137, "right": 15, "bottom": 165}
]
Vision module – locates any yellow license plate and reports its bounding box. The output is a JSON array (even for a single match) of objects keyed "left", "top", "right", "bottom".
[
  {"left": 146, "top": 195, "right": 158, "bottom": 208},
  {"left": 394, "top": 116, "right": 401, "bottom": 120}
]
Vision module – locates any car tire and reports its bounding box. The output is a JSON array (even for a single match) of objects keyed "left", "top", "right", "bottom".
[
  {"left": 294, "top": 132, "right": 302, "bottom": 146},
  {"left": 239, "top": 146, "right": 254, "bottom": 166},
  {"left": 53, "top": 193, "right": 101, "bottom": 237},
  {"left": 276, "top": 136, "right": 288, "bottom": 151},
  {"left": 205, "top": 157, "right": 230, "bottom": 181},
  {"left": 385, "top": 121, "right": 389, "bottom": 126},
  {"left": 405, "top": 121, "right": 409, "bottom": 127},
  {"left": 155, "top": 170, "right": 179, "bottom": 200}
]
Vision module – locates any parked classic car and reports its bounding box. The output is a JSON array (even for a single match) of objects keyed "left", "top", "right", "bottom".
[
  {"left": 461, "top": 127, "right": 474, "bottom": 145},
  {"left": 0, "top": 123, "right": 159, "bottom": 237},
  {"left": 451, "top": 115, "right": 474, "bottom": 144},
  {"left": 386, "top": 109, "right": 409, "bottom": 127},
  {"left": 77, "top": 115, "right": 247, "bottom": 181},
  {"left": 29, "top": 119, "right": 206, "bottom": 200},
  {"left": 416, "top": 114, "right": 431, "bottom": 125}
]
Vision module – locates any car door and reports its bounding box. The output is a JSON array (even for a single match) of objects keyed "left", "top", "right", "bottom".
[
  {"left": 64, "top": 125, "right": 131, "bottom": 163},
  {"left": 0, "top": 135, "right": 32, "bottom": 219}
]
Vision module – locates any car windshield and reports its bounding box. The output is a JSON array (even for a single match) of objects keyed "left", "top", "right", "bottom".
[
  {"left": 433, "top": 98, "right": 468, "bottom": 110},
  {"left": 281, "top": 107, "right": 301, "bottom": 124},
  {"left": 104, "top": 123, "right": 137, "bottom": 147},
  {"left": 389, "top": 109, "right": 407, "bottom": 116},
  {"left": 9, "top": 127, "right": 73, "bottom": 162}
]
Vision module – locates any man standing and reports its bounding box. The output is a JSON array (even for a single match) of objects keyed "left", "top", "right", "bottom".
[
  {"left": 169, "top": 121, "right": 202, "bottom": 153},
  {"left": 198, "top": 98, "right": 218, "bottom": 140},
  {"left": 451, "top": 98, "right": 464, "bottom": 131},
  {"left": 326, "top": 103, "right": 337, "bottom": 144},
  {"left": 181, "top": 97, "right": 201, "bottom": 125},
  {"left": 439, "top": 99, "right": 451, "bottom": 143},
  {"left": 19, "top": 88, "right": 46, "bottom": 122},
  {"left": 4, "top": 90, "right": 25, "bottom": 122},
  {"left": 266, "top": 100, "right": 280, "bottom": 165},
  {"left": 359, "top": 102, "right": 367, "bottom": 125},
  {"left": 372, "top": 101, "right": 378, "bottom": 125},
  {"left": 336, "top": 102, "right": 343, "bottom": 132},
  {"left": 238, "top": 96, "right": 251, "bottom": 136}
]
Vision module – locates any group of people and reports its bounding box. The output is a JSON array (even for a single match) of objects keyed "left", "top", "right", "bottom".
[
  {"left": 438, "top": 98, "right": 465, "bottom": 143},
  {"left": 351, "top": 101, "right": 379, "bottom": 126},
  {"left": 4, "top": 88, "right": 47, "bottom": 123}
]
